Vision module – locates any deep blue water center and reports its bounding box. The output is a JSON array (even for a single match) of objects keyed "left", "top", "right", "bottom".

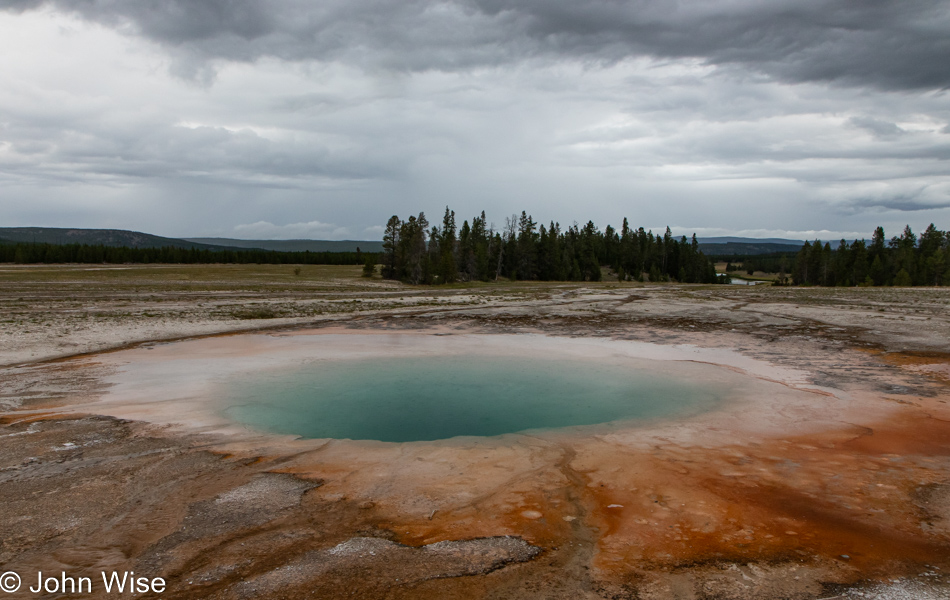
[{"left": 222, "top": 354, "right": 721, "bottom": 442}]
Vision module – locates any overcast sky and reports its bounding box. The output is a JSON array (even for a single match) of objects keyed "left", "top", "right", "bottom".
[{"left": 1, "top": 0, "right": 948, "bottom": 241}]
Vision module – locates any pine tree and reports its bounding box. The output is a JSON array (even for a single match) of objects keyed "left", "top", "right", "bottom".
[
  {"left": 362, "top": 256, "right": 376, "bottom": 277},
  {"left": 516, "top": 211, "right": 538, "bottom": 280},
  {"left": 850, "top": 239, "right": 868, "bottom": 285},
  {"left": 382, "top": 215, "right": 401, "bottom": 279},
  {"left": 893, "top": 268, "right": 912, "bottom": 286},
  {"left": 438, "top": 207, "right": 458, "bottom": 284}
]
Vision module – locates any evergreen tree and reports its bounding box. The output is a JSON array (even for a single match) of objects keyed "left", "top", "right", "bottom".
[
  {"left": 850, "top": 239, "right": 868, "bottom": 285},
  {"left": 516, "top": 211, "right": 538, "bottom": 280},
  {"left": 438, "top": 207, "right": 458, "bottom": 284},
  {"left": 362, "top": 256, "right": 376, "bottom": 277},
  {"left": 367, "top": 207, "right": 726, "bottom": 286},
  {"left": 382, "top": 215, "right": 401, "bottom": 279},
  {"left": 893, "top": 268, "right": 912, "bottom": 286}
]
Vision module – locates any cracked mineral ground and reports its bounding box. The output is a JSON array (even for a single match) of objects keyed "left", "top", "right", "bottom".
[{"left": 1, "top": 264, "right": 949, "bottom": 599}]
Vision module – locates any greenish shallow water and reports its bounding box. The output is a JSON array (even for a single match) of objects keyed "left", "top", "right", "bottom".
[{"left": 221, "top": 355, "right": 724, "bottom": 442}]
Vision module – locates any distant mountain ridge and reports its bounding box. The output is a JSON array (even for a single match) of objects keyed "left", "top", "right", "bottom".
[
  {"left": 183, "top": 237, "right": 384, "bottom": 253},
  {"left": 696, "top": 236, "right": 804, "bottom": 245},
  {"left": 0, "top": 227, "right": 384, "bottom": 253},
  {"left": 0, "top": 227, "right": 236, "bottom": 250},
  {"left": 698, "top": 242, "right": 805, "bottom": 255},
  {"left": 1, "top": 226, "right": 808, "bottom": 256}
]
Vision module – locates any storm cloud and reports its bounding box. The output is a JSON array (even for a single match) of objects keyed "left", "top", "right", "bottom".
[
  {"left": 5, "top": 0, "right": 949, "bottom": 90},
  {"left": 0, "top": 0, "right": 948, "bottom": 238}
]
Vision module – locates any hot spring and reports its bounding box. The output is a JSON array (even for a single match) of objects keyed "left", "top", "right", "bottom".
[
  {"left": 221, "top": 354, "right": 724, "bottom": 442},
  {"left": 92, "top": 332, "right": 779, "bottom": 444}
]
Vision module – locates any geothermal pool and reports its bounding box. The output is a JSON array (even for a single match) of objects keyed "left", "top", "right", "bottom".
[
  {"left": 221, "top": 354, "right": 724, "bottom": 442},
  {"left": 90, "top": 330, "right": 802, "bottom": 444}
]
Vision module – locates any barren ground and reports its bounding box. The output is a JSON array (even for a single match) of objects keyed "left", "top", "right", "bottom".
[{"left": 1, "top": 264, "right": 949, "bottom": 599}]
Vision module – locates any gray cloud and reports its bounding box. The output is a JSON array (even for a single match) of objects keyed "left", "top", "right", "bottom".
[
  {"left": 1, "top": 120, "right": 396, "bottom": 186},
  {"left": 1, "top": 1, "right": 949, "bottom": 240},
  {"left": 849, "top": 195, "right": 950, "bottom": 212},
  {"left": 3, "top": 0, "right": 949, "bottom": 90},
  {"left": 848, "top": 116, "right": 906, "bottom": 139}
]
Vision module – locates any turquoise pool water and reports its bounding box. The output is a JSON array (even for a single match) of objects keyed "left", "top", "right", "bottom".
[{"left": 221, "top": 354, "right": 723, "bottom": 442}]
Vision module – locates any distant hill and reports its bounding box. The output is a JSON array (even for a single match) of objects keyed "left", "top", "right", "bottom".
[
  {"left": 696, "top": 236, "right": 804, "bottom": 245},
  {"left": 0, "top": 227, "right": 807, "bottom": 257},
  {"left": 0, "top": 227, "right": 235, "bottom": 250},
  {"left": 183, "top": 238, "right": 384, "bottom": 253},
  {"left": 0, "top": 228, "right": 384, "bottom": 253},
  {"left": 699, "top": 241, "right": 804, "bottom": 256}
]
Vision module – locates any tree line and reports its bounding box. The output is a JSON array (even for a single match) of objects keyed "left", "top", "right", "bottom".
[
  {"left": 0, "top": 242, "right": 375, "bottom": 266},
  {"left": 792, "top": 224, "right": 950, "bottom": 287},
  {"left": 8, "top": 220, "right": 945, "bottom": 288},
  {"left": 382, "top": 208, "right": 720, "bottom": 284}
]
